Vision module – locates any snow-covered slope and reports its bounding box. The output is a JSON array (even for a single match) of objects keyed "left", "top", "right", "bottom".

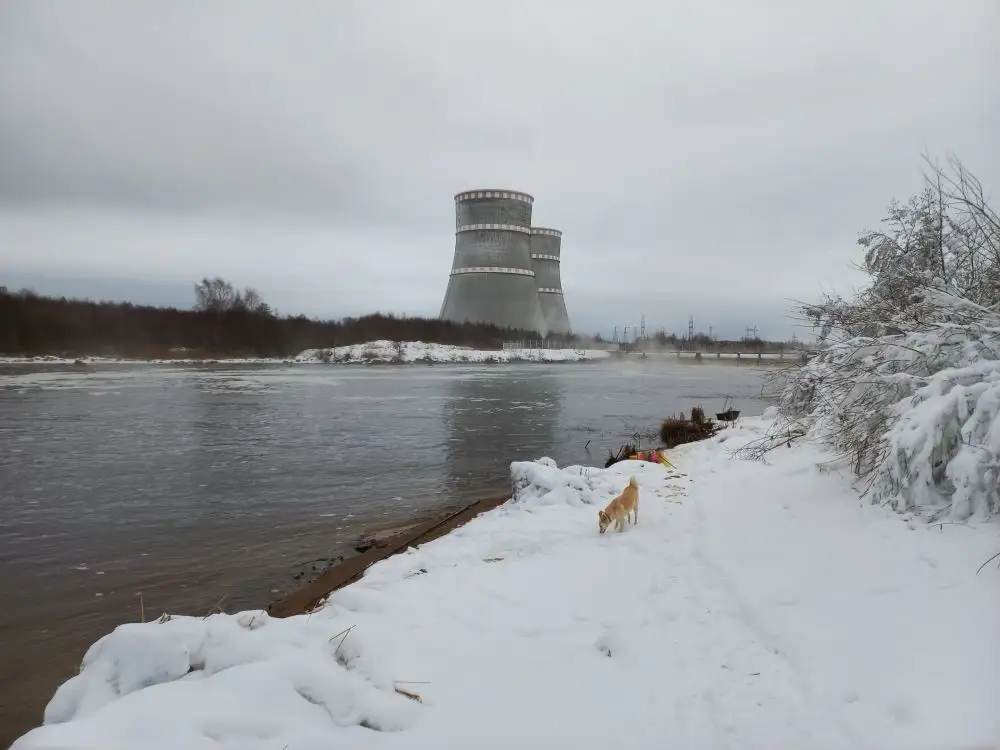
[
  {"left": 13, "top": 415, "right": 1000, "bottom": 749},
  {"left": 295, "top": 340, "right": 610, "bottom": 364}
]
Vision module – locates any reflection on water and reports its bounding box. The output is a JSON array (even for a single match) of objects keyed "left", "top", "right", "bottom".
[
  {"left": 442, "top": 370, "right": 564, "bottom": 500},
  {"left": 0, "top": 359, "right": 775, "bottom": 745}
]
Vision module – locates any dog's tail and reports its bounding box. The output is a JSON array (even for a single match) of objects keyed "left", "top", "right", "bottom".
[{"left": 629, "top": 476, "right": 638, "bottom": 488}]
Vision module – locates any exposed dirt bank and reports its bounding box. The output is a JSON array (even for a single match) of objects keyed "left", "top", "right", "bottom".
[{"left": 268, "top": 495, "right": 510, "bottom": 618}]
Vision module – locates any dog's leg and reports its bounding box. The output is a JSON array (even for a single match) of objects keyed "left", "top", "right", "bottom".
[{"left": 634, "top": 503, "right": 638, "bottom": 525}]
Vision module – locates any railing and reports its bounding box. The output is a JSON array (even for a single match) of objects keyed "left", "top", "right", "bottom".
[{"left": 502, "top": 340, "right": 580, "bottom": 351}]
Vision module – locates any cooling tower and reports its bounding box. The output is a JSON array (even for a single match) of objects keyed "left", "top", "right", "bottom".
[
  {"left": 530, "top": 227, "right": 572, "bottom": 336},
  {"left": 439, "top": 189, "right": 548, "bottom": 335}
]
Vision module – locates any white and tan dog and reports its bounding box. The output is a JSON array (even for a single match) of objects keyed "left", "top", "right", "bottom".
[{"left": 598, "top": 477, "right": 639, "bottom": 534}]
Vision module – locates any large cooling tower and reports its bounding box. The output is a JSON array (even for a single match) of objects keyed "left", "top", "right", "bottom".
[
  {"left": 529, "top": 227, "right": 572, "bottom": 336},
  {"left": 439, "top": 189, "right": 548, "bottom": 335}
]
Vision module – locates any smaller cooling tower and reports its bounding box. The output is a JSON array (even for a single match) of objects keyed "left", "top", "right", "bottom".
[
  {"left": 530, "top": 227, "right": 572, "bottom": 336},
  {"left": 439, "top": 190, "right": 548, "bottom": 335}
]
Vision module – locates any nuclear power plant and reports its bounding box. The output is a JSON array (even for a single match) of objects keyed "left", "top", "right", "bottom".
[
  {"left": 439, "top": 189, "right": 572, "bottom": 337},
  {"left": 529, "top": 227, "right": 572, "bottom": 335}
]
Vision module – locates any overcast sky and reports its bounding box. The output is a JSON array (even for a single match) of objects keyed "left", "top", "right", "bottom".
[{"left": 1, "top": 0, "right": 997, "bottom": 340}]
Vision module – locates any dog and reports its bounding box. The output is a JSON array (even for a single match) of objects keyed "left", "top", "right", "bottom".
[{"left": 598, "top": 477, "right": 639, "bottom": 534}]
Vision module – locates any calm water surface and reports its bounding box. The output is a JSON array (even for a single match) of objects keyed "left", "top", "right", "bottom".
[{"left": 0, "top": 358, "right": 776, "bottom": 743}]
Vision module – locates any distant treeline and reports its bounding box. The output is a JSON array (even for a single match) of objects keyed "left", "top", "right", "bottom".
[{"left": 0, "top": 281, "right": 580, "bottom": 358}]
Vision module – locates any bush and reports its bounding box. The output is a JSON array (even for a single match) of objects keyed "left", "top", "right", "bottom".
[
  {"left": 659, "top": 409, "right": 720, "bottom": 448},
  {"left": 762, "top": 155, "right": 1000, "bottom": 521}
]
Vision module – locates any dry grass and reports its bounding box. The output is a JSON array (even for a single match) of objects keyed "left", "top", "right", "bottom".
[{"left": 659, "top": 406, "right": 721, "bottom": 448}]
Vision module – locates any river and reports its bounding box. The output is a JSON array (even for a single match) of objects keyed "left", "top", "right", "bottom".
[{"left": 0, "top": 357, "right": 779, "bottom": 744}]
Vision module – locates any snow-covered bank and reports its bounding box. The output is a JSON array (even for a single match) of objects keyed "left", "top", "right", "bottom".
[
  {"left": 13, "top": 415, "right": 1000, "bottom": 750},
  {"left": 295, "top": 340, "right": 610, "bottom": 364},
  {"left": 0, "top": 355, "right": 293, "bottom": 365},
  {"left": 1, "top": 342, "right": 610, "bottom": 366}
]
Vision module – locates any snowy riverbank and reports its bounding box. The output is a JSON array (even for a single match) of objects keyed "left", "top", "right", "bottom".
[
  {"left": 13, "top": 414, "right": 1000, "bottom": 749},
  {"left": 1, "top": 342, "right": 611, "bottom": 366},
  {"left": 295, "top": 340, "right": 610, "bottom": 364}
]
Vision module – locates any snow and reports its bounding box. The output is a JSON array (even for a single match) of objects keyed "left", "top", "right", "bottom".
[
  {"left": 13, "top": 415, "right": 1000, "bottom": 750},
  {"left": 882, "top": 357, "right": 1000, "bottom": 518},
  {"left": 295, "top": 340, "right": 610, "bottom": 364},
  {"left": 780, "top": 288, "right": 1000, "bottom": 520},
  {"left": 0, "top": 342, "right": 610, "bottom": 365}
]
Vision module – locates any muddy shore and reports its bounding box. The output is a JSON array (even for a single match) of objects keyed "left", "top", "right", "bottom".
[
  {"left": 1, "top": 495, "right": 509, "bottom": 748},
  {"left": 269, "top": 495, "right": 509, "bottom": 617}
]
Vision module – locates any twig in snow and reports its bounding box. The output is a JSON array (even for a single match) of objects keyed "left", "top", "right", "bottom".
[
  {"left": 203, "top": 594, "right": 228, "bottom": 619},
  {"left": 394, "top": 686, "right": 423, "bottom": 703},
  {"left": 305, "top": 602, "right": 324, "bottom": 623},
  {"left": 929, "top": 521, "right": 975, "bottom": 531},
  {"left": 139, "top": 593, "right": 145, "bottom": 623},
  {"left": 976, "top": 550, "right": 1000, "bottom": 575},
  {"left": 329, "top": 624, "right": 356, "bottom": 655}
]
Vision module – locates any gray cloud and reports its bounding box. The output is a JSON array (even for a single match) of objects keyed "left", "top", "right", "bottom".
[{"left": 1, "top": 0, "right": 997, "bottom": 339}]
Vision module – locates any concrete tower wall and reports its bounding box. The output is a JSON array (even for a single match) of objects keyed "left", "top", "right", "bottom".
[
  {"left": 455, "top": 190, "right": 533, "bottom": 228},
  {"left": 530, "top": 227, "right": 572, "bottom": 336},
  {"left": 440, "top": 190, "right": 548, "bottom": 335}
]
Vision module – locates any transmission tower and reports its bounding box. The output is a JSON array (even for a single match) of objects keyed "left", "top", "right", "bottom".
[
  {"left": 640, "top": 314, "right": 646, "bottom": 340},
  {"left": 688, "top": 315, "right": 695, "bottom": 341}
]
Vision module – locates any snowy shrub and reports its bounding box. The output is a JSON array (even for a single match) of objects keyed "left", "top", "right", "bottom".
[{"left": 770, "top": 156, "right": 1000, "bottom": 521}]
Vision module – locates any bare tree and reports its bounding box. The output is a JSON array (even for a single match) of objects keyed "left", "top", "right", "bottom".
[
  {"left": 194, "top": 277, "right": 240, "bottom": 312},
  {"left": 240, "top": 287, "right": 268, "bottom": 314},
  {"left": 194, "top": 278, "right": 273, "bottom": 316}
]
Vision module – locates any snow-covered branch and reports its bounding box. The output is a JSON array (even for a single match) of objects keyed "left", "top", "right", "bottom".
[{"left": 770, "top": 157, "right": 1000, "bottom": 521}]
